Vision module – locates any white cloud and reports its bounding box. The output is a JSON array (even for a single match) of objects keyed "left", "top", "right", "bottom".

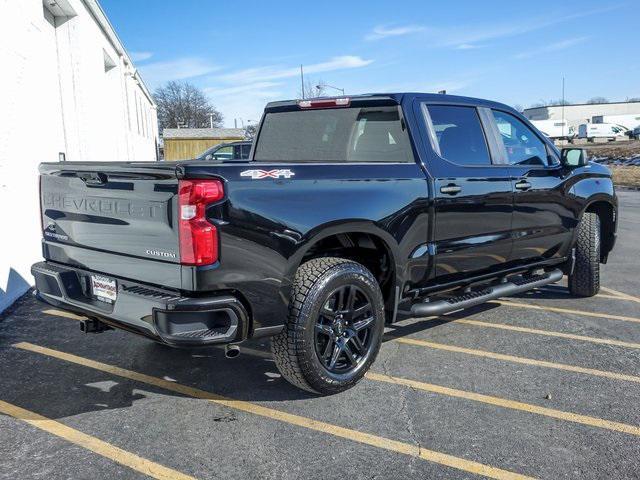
[
  {"left": 204, "top": 82, "right": 284, "bottom": 128},
  {"left": 129, "top": 51, "right": 153, "bottom": 62},
  {"left": 139, "top": 57, "right": 221, "bottom": 86},
  {"left": 365, "top": 25, "right": 425, "bottom": 41},
  {"left": 202, "top": 56, "right": 372, "bottom": 126},
  {"left": 204, "top": 82, "right": 282, "bottom": 97},
  {"left": 514, "top": 36, "right": 589, "bottom": 59},
  {"left": 216, "top": 56, "right": 373, "bottom": 84},
  {"left": 455, "top": 43, "right": 482, "bottom": 50},
  {"left": 404, "top": 4, "right": 624, "bottom": 49}
]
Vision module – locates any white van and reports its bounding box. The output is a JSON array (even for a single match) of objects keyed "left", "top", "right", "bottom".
[
  {"left": 531, "top": 119, "right": 575, "bottom": 140},
  {"left": 578, "top": 123, "right": 628, "bottom": 141}
]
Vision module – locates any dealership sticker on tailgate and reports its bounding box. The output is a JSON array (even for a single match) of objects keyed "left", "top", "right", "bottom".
[{"left": 91, "top": 275, "right": 117, "bottom": 303}]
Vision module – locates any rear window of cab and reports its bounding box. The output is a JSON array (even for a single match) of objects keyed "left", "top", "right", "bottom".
[{"left": 254, "top": 106, "right": 414, "bottom": 163}]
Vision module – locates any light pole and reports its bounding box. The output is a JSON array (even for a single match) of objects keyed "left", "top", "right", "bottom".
[{"left": 316, "top": 83, "right": 345, "bottom": 96}]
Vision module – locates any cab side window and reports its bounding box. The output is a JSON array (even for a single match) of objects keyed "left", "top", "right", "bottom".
[
  {"left": 491, "top": 110, "right": 550, "bottom": 166},
  {"left": 425, "top": 105, "right": 492, "bottom": 166}
]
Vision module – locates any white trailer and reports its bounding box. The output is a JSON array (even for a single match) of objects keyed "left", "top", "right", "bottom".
[
  {"left": 592, "top": 114, "right": 640, "bottom": 131},
  {"left": 530, "top": 119, "right": 575, "bottom": 140}
]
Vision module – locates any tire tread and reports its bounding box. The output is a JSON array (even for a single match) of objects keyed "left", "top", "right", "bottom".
[{"left": 569, "top": 212, "right": 600, "bottom": 297}]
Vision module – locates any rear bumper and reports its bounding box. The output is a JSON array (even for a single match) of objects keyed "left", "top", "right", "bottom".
[{"left": 31, "top": 261, "right": 249, "bottom": 346}]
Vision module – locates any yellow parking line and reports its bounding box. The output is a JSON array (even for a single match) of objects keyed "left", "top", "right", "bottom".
[
  {"left": 0, "top": 400, "right": 196, "bottom": 480},
  {"left": 13, "top": 342, "right": 533, "bottom": 480},
  {"left": 596, "top": 294, "right": 630, "bottom": 301},
  {"left": 601, "top": 286, "right": 640, "bottom": 304},
  {"left": 366, "top": 372, "right": 640, "bottom": 436},
  {"left": 454, "top": 319, "right": 640, "bottom": 350},
  {"left": 43, "top": 309, "right": 86, "bottom": 321},
  {"left": 391, "top": 337, "right": 640, "bottom": 384},
  {"left": 491, "top": 300, "right": 640, "bottom": 325}
]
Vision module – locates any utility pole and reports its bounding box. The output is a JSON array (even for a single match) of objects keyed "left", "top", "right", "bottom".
[
  {"left": 561, "top": 77, "right": 566, "bottom": 142},
  {"left": 209, "top": 113, "right": 214, "bottom": 129},
  {"left": 300, "top": 65, "right": 305, "bottom": 99}
]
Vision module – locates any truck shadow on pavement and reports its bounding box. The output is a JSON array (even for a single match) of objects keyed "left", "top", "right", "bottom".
[{"left": 0, "top": 287, "right": 561, "bottom": 420}]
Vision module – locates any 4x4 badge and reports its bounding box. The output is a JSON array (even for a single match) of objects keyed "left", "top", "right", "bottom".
[{"left": 241, "top": 169, "right": 295, "bottom": 179}]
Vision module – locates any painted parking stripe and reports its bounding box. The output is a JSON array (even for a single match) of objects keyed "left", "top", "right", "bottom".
[
  {"left": 13, "top": 342, "right": 533, "bottom": 480},
  {"left": 43, "top": 309, "right": 86, "bottom": 320},
  {"left": 0, "top": 400, "right": 196, "bottom": 480},
  {"left": 491, "top": 300, "right": 640, "bottom": 325},
  {"left": 596, "top": 294, "right": 631, "bottom": 301},
  {"left": 390, "top": 337, "right": 640, "bottom": 384},
  {"left": 600, "top": 286, "right": 640, "bottom": 304},
  {"left": 366, "top": 372, "right": 640, "bottom": 436},
  {"left": 454, "top": 319, "right": 640, "bottom": 350}
]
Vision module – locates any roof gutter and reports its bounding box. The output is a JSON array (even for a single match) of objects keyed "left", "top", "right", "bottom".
[{"left": 81, "top": 0, "right": 156, "bottom": 108}]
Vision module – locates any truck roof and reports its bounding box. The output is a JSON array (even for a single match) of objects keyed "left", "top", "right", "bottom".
[{"left": 265, "top": 92, "right": 516, "bottom": 113}]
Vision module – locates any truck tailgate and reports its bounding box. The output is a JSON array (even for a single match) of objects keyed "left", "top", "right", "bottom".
[{"left": 39, "top": 162, "right": 182, "bottom": 287}]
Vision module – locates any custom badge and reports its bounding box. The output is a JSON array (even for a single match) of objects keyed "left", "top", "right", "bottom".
[{"left": 240, "top": 169, "right": 295, "bottom": 180}]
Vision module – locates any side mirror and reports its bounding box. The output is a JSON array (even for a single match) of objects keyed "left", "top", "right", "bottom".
[
  {"left": 205, "top": 154, "right": 213, "bottom": 161},
  {"left": 561, "top": 148, "right": 588, "bottom": 168}
]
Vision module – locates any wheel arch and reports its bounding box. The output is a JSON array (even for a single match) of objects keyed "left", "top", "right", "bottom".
[
  {"left": 580, "top": 197, "right": 616, "bottom": 262},
  {"left": 282, "top": 221, "right": 402, "bottom": 317}
]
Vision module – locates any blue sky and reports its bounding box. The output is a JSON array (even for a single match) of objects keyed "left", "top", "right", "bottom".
[{"left": 102, "top": 0, "right": 638, "bottom": 128}]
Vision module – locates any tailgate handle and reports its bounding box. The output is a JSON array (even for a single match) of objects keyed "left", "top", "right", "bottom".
[{"left": 78, "top": 172, "right": 107, "bottom": 186}]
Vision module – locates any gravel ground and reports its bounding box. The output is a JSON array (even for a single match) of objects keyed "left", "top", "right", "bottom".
[{"left": 1, "top": 191, "right": 638, "bottom": 480}]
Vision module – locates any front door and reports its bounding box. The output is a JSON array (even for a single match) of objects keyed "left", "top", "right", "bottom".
[
  {"left": 488, "top": 109, "right": 574, "bottom": 264},
  {"left": 421, "top": 103, "right": 513, "bottom": 284}
]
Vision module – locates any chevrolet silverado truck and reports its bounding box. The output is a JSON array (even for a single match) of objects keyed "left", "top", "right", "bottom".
[{"left": 32, "top": 93, "right": 617, "bottom": 394}]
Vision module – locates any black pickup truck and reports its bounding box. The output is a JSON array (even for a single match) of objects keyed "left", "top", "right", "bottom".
[{"left": 32, "top": 93, "right": 617, "bottom": 394}]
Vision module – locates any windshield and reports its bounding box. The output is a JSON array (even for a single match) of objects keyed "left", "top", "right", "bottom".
[{"left": 254, "top": 106, "right": 413, "bottom": 163}]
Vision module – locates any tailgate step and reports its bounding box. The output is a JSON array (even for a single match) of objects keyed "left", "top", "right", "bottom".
[{"left": 405, "top": 269, "right": 563, "bottom": 318}]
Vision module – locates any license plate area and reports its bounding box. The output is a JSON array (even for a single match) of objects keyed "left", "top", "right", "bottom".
[{"left": 91, "top": 275, "right": 117, "bottom": 304}]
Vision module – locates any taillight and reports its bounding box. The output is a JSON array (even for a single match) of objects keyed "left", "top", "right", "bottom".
[{"left": 178, "top": 179, "right": 224, "bottom": 266}]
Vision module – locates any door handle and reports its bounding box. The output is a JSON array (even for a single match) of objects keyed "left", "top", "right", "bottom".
[
  {"left": 514, "top": 180, "right": 531, "bottom": 191},
  {"left": 440, "top": 184, "right": 461, "bottom": 195}
]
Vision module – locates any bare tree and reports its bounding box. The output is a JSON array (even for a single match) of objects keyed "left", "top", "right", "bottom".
[
  {"left": 298, "top": 79, "right": 326, "bottom": 99},
  {"left": 530, "top": 99, "right": 572, "bottom": 108},
  {"left": 626, "top": 97, "right": 640, "bottom": 102},
  {"left": 586, "top": 97, "right": 609, "bottom": 104},
  {"left": 244, "top": 123, "right": 258, "bottom": 140},
  {"left": 154, "top": 81, "right": 223, "bottom": 131}
]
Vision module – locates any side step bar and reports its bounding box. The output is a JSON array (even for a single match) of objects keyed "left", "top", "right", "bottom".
[{"left": 407, "top": 269, "right": 563, "bottom": 318}]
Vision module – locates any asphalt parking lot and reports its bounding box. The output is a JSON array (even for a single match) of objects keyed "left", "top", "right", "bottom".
[{"left": 1, "top": 190, "right": 639, "bottom": 480}]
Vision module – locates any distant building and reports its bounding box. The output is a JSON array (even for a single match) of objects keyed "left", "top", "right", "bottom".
[
  {"left": 523, "top": 101, "right": 640, "bottom": 130},
  {"left": 0, "top": 0, "right": 158, "bottom": 311},
  {"left": 163, "top": 128, "right": 245, "bottom": 161}
]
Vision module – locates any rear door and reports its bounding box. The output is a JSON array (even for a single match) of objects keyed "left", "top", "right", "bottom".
[
  {"left": 486, "top": 109, "right": 574, "bottom": 264},
  {"left": 419, "top": 102, "right": 513, "bottom": 283}
]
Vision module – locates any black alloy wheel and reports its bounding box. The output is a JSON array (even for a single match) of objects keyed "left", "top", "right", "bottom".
[{"left": 314, "top": 285, "right": 375, "bottom": 374}]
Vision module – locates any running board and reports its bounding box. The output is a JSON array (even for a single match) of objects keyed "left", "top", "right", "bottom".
[{"left": 406, "top": 269, "right": 563, "bottom": 318}]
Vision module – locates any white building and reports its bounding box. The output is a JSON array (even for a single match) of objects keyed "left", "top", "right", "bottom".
[
  {"left": 0, "top": 0, "right": 159, "bottom": 312},
  {"left": 524, "top": 101, "right": 640, "bottom": 130}
]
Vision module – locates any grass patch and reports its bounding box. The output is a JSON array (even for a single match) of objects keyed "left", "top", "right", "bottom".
[{"left": 611, "top": 167, "right": 640, "bottom": 187}]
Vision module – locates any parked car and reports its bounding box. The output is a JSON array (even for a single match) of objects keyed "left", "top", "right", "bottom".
[
  {"left": 197, "top": 141, "right": 252, "bottom": 161},
  {"left": 633, "top": 126, "right": 640, "bottom": 140},
  {"left": 578, "top": 123, "right": 628, "bottom": 141},
  {"left": 32, "top": 93, "right": 618, "bottom": 394}
]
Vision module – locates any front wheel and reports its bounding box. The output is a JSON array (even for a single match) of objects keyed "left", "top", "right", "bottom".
[
  {"left": 271, "top": 257, "right": 385, "bottom": 395},
  {"left": 568, "top": 212, "right": 600, "bottom": 297}
]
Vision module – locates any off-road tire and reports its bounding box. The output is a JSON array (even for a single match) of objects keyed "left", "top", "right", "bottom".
[
  {"left": 271, "top": 257, "right": 385, "bottom": 395},
  {"left": 568, "top": 212, "right": 600, "bottom": 297}
]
